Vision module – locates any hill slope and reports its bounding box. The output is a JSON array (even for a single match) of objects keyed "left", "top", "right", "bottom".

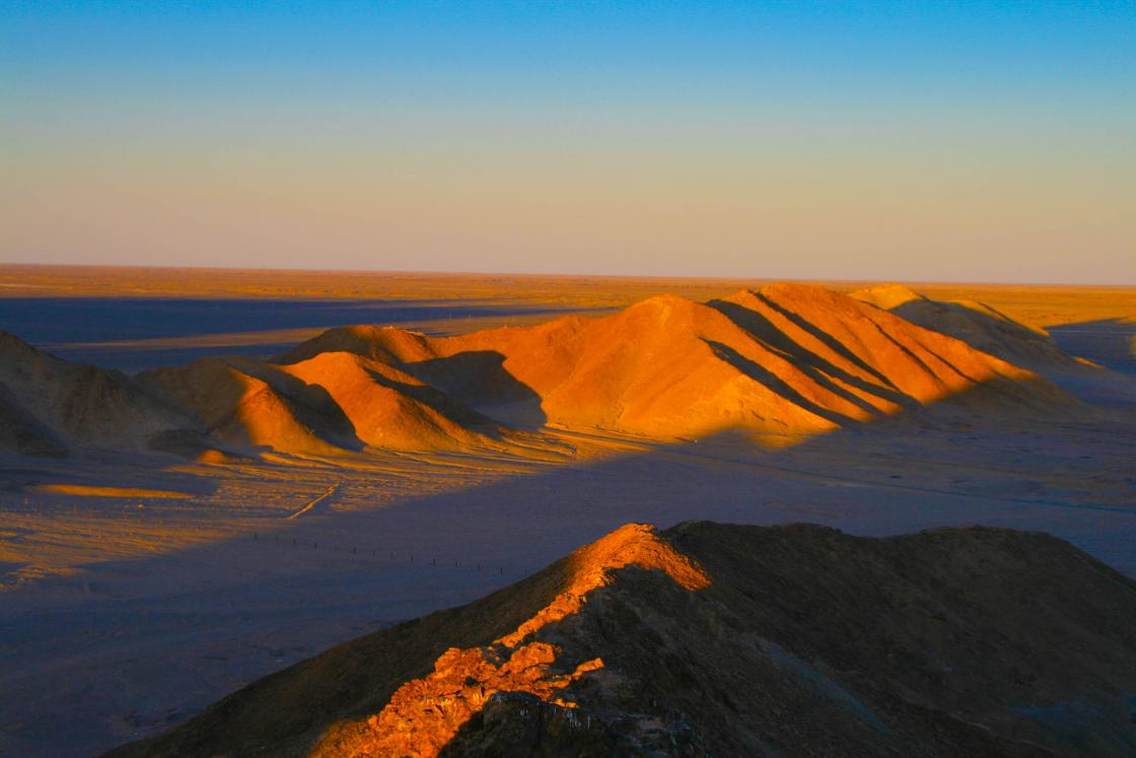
[
  {"left": 111, "top": 521, "right": 1136, "bottom": 757},
  {"left": 140, "top": 357, "right": 361, "bottom": 455},
  {"left": 850, "top": 284, "right": 1082, "bottom": 371},
  {"left": 279, "top": 351, "right": 502, "bottom": 451},
  {"left": 0, "top": 331, "right": 195, "bottom": 454},
  {"left": 0, "top": 283, "right": 1079, "bottom": 458},
  {"left": 140, "top": 351, "right": 507, "bottom": 455},
  {"left": 283, "top": 284, "right": 1070, "bottom": 441}
]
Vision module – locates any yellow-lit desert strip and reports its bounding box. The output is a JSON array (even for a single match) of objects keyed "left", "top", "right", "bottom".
[{"left": 29, "top": 484, "right": 195, "bottom": 499}]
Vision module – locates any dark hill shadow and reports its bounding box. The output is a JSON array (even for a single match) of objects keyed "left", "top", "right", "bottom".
[
  {"left": 87, "top": 406, "right": 1136, "bottom": 758},
  {"left": 148, "top": 359, "right": 366, "bottom": 453},
  {"left": 1050, "top": 319, "right": 1136, "bottom": 375},
  {"left": 241, "top": 364, "right": 365, "bottom": 452},
  {"left": 708, "top": 299, "right": 917, "bottom": 413},
  {"left": 751, "top": 292, "right": 901, "bottom": 389},
  {"left": 703, "top": 340, "right": 857, "bottom": 426},
  {"left": 0, "top": 297, "right": 598, "bottom": 372},
  {"left": 403, "top": 351, "right": 546, "bottom": 430},
  {"left": 7, "top": 349, "right": 1135, "bottom": 756},
  {"left": 8, "top": 372, "right": 1135, "bottom": 758},
  {"left": 0, "top": 380, "right": 68, "bottom": 457},
  {"left": 889, "top": 298, "right": 1076, "bottom": 370},
  {"left": 360, "top": 365, "right": 504, "bottom": 439}
]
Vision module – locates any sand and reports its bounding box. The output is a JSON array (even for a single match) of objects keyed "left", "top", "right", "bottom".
[{"left": 3, "top": 412, "right": 1135, "bottom": 754}]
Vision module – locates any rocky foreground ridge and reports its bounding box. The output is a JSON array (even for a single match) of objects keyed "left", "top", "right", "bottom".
[{"left": 112, "top": 521, "right": 1136, "bottom": 757}]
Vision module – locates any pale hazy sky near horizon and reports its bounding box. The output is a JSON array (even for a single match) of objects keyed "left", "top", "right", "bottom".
[{"left": 2, "top": 2, "right": 1134, "bottom": 284}]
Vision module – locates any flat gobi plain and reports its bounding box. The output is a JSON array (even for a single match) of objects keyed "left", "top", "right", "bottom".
[{"left": 1, "top": 266, "right": 1135, "bottom": 756}]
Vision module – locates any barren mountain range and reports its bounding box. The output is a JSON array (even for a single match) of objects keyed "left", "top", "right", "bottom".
[{"left": 0, "top": 284, "right": 1090, "bottom": 459}]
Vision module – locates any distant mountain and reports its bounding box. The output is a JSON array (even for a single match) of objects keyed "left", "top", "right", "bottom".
[
  {"left": 0, "top": 331, "right": 196, "bottom": 456},
  {"left": 282, "top": 283, "right": 1072, "bottom": 442},
  {"left": 111, "top": 521, "right": 1136, "bottom": 757},
  {"left": 1, "top": 283, "right": 1080, "bottom": 459}
]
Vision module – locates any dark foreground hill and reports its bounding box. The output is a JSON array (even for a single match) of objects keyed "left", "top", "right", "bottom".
[{"left": 111, "top": 522, "right": 1136, "bottom": 757}]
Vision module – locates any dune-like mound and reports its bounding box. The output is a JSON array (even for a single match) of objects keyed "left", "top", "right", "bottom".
[
  {"left": 0, "top": 331, "right": 195, "bottom": 454},
  {"left": 852, "top": 284, "right": 1081, "bottom": 371},
  {"left": 140, "top": 357, "right": 359, "bottom": 455},
  {"left": 283, "top": 284, "right": 1070, "bottom": 441},
  {"left": 113, "top": 521, "right": 1136, "bottom": 757},
  {"left": 280, "top": 351, "right": 501, "bottom": 451},
  {"left": 282, "top": 324, "right": 439, "bottom": 366},
  {"left": 142, "top": 351, "right": 506, "bottom": 455},
  {"left": 847, "top": 282, "right": 926, "bottom": 310}
]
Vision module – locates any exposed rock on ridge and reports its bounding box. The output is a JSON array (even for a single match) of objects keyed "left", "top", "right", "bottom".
[{"left": 112, "top": 521, "right": 1136, "bottom": 757}]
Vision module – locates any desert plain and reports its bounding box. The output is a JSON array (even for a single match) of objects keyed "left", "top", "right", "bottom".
[{"left": 0, "top": 264, "right": 1134, "bottom": 756}]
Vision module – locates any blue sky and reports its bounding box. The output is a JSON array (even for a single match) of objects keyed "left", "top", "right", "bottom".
[{"left": 3, "top": 1, "right": 1134, "bottom": 282}]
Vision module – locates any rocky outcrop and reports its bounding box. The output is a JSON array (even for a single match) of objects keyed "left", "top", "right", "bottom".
[{"left": 113, "top": 522, "right": 1136, "bottom": 757}]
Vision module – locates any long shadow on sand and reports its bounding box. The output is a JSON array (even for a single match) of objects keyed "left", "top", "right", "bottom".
[
  {"left": 0, "top": 297, "right": 598, "bottom": 372},
  {"left": 404, "top": 351, "right": 547, "bottom": 430},
  {"left": 1050, "top": 318, "right": 1136, "bottom": 375},
  {"left": 4, "top": 381, "right": 1136, "bottom": 757},
  {"left": 47, "top": 408, "right": 1136, "bottom": 755}
]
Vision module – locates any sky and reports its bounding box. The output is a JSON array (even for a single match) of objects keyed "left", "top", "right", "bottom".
[{"left": 2, "top": 1, "right": 1134, "bottom": 283}]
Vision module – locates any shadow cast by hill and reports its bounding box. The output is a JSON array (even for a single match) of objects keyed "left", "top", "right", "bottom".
[
  {"left": 405, "top": 351, "right": 547, "bottom": 430},
  {"left": 1050, "top": 318, "right": 1136, "bottom": 375},
  {"left": 752, "top": 291, "right": 901, "bottom": 389},
  {"left": 703, "top": 340, "right": 859, "bottom": 426},
  {"left": 884, "top": 297, "right": 1083, "bottom": 374},
  {"left": 4, "top": 380, "right": 1134, "bottom": 757},
  {"left": 0, "top": 297, "right": 597, "bottom": 372},
  {"left": 360, "top": 363, "right": 507, "bottom": 440},
  {"left": 707, "top": 299, "right": 917, "bottom": 412}
]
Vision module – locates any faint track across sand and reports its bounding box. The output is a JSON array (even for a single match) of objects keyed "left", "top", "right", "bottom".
[{"left": 286, "top": 483, "right": 339, "bottom": 520}]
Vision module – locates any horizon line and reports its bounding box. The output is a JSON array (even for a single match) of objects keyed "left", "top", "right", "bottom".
[{"left": 2, "top": 261, "right": 1133, "bottom": 290}]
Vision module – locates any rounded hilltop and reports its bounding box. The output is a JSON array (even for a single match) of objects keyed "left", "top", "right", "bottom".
[{"left": 848, "top": 283, "right": 926, "bottom": 310}]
